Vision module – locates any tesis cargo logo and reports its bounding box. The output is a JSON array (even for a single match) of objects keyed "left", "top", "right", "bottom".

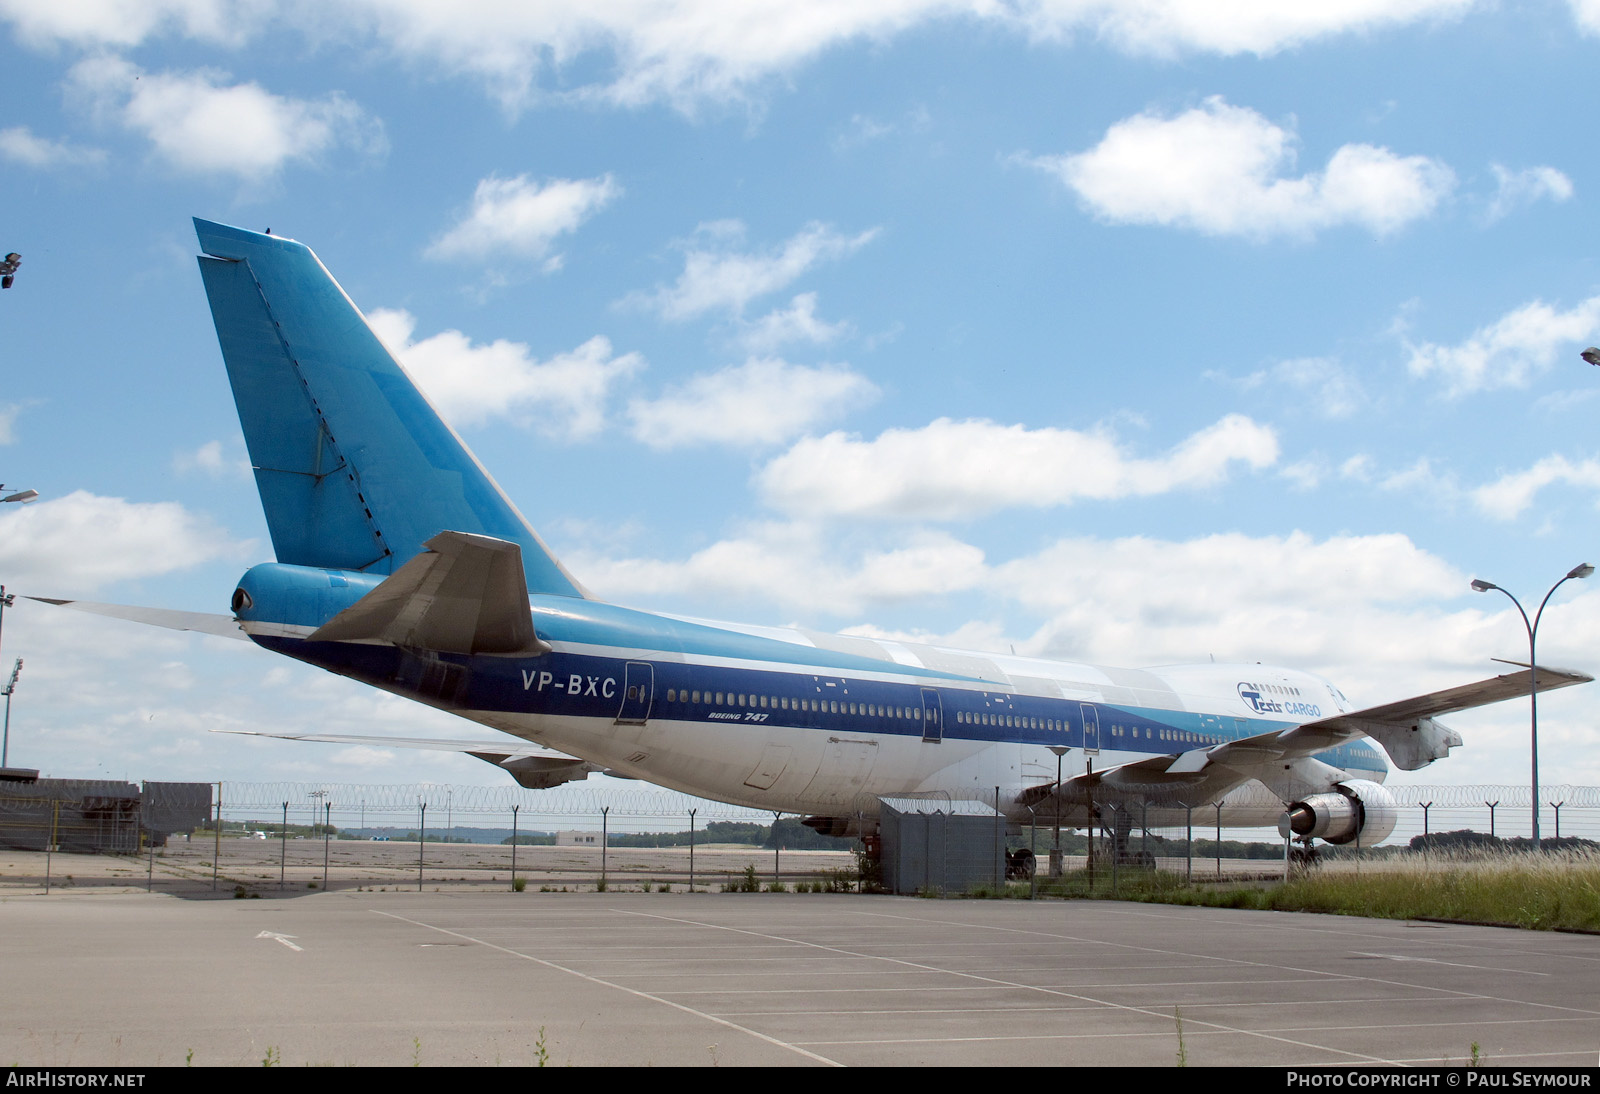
[{"left": 1237, "top": 683, "right": 1321, "bottom": 718}]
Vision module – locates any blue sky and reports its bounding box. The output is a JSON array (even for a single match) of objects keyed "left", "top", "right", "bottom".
[{"left": 3, "top": 1, "right": 1600, "bottom": 829}]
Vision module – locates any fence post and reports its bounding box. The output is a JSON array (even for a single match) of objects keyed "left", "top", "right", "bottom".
[
  {"left": 993, "top": 788, "right": 1001, "bottom": 890},
  {"left": 773, "top": 811, "right": 783, "bottom": 885},
  {"left": 279, "top": 801, "right": 288, "bottom": 891},
  {"left": 46, "top": 800, "right": 58, "bottom": 894},
  {"left": 1113, "top": 799, "right": 1126, "bottom": 895},
  {"left": 322, "top": 801, "right": 331, "bottom": 892},
  {"left": 1185, "top": 805, "right": 1192, "bottom": 885},
  {"left": 1214, "top": 802, "right": 1223, "bottom": 879},
  {"left": 511, "top": 804, "right": 519, "bottom": 891},
  {"left": 212, "top": 781, "right": 222, "bottom": 891}
]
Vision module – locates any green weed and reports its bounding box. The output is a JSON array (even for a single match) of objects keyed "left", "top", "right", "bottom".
[{"left": 1064, "top": 849, "right": 1600, "bottom": 933}]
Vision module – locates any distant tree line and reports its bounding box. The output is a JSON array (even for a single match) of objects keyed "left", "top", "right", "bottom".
[
  {"left": 497, "top": 819, "right": 854, "bottom": 849},
  {"left": 1408, "top": 829, "right": 1600, "bottom": 853},
  {"left": 1020, "top": 828, "right": 1287, "bottom": 860}
]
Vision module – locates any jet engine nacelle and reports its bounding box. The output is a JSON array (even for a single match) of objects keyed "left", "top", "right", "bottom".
[{"left": 1285, "top": 779, "right": 1397, "bottom": 846}]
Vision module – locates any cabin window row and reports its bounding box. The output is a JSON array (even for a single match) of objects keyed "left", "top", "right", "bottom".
[
  {"left": 955, "top": 711, "right": 1064, "bottom": 732},
  {"left": 657, "top": 689, "right": 1224, "bottom": 743},
  {"left": 664, "top": 688, "right": 925, "bottom": 719},
  {"left": 1245, "top": 682, "right": 1303, "bottom": 697},
  {"left": 1109, "top": 725, "right": 1216, "bottom": 745}
]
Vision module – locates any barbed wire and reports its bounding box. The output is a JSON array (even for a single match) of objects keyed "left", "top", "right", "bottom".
[
  {"left": 210, "top": 780, "right": 773, "bottom": 819},
  {"left": 192, "top": 781, "right": 1600, "bottom": 818}
]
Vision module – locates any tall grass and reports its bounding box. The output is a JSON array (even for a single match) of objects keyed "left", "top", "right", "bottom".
[{"left": 1107, "top": 849, "right": 1600, "bottom": 932}]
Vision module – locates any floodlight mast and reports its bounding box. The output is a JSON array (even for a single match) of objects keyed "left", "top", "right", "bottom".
[
  {"left": 1469, "top": 563, "right": 1594, "bottom": 844},
  {"left": 0, "top": 584, "right": 12, "bottom": 731},
  {"left": 1, "top": 657, "right": 20, "bottom": 768},
  {"left": 0, "top": 487, "right": 43, "bottom": 766}
]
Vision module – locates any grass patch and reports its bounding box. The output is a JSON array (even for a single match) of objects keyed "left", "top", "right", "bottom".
[{"left": 1070, "top": 851, "right": 1600, "bottom": 932}]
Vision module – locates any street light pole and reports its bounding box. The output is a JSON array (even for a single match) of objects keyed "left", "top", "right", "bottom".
[
  {"left": 1471, "top": 562, "right": 1593, "bottom": 845},
  {"left": 1047, "top": 745, "right": 1069, "bottom": 878},
  {"left": 0, "top": 582, "right": 15, "bottom": 764},
  {"left": 0, "top": 584, "right": 14, "bottom": 669}
]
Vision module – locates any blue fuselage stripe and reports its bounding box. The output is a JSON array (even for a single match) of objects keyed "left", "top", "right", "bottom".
[{"left": 254, "top": 637, "right": 1388, "bottom": 778}]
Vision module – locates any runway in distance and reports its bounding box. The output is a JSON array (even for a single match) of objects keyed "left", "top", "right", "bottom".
[{"left": 39, "top": 220, "right": 1594, "bottom": 856}]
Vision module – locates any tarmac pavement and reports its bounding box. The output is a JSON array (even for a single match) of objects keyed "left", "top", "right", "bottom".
[{"left": 3, "top": 880, "right": 1598, "bottom": 1066}]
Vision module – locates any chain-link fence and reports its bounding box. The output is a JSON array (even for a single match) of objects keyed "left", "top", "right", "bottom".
[{"left": 1, "top": 780, "right": 1596, "bottom": 897}]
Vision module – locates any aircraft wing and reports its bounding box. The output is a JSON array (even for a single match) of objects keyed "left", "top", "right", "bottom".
[
  {"left": 1271, "top": 664, "right": 1590, "bottom": 768},
  {"left": 219, "top": 730, "right": 604, "bottom": 789},
  {"left": 1018, "top": 663, "right": 1592, "bottom": 810},
  {"left": 27, "top": 597, "right": 248, "bottom": 640}
]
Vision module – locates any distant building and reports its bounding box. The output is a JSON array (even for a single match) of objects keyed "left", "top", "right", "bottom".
[{"left": 0, "top": 769, "right": 211, "bottom": 852}]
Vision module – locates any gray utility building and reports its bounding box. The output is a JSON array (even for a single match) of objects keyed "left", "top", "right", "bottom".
[{"left": 878, "top": 797, "right": 1005, "bottom": 895}]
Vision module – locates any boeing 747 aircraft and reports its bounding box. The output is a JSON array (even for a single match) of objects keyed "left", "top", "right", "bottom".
[{"left": 39, "top": 220, "right": 1593, "bottom": 858}]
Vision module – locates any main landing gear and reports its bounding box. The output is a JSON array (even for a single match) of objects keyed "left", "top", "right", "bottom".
[{"left": 1005, "top": 847, "right": 1036, "bottom": 880}]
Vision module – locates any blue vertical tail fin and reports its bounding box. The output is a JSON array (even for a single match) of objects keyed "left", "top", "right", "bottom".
[{"left": 194, "top": 218, "right": 587, "bottom": 598}]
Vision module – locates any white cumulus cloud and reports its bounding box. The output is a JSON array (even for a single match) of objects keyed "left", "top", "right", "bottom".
[
  {"left": 736, "top": 293, "right": 851, "bottom": 352},
  {"left": 1219, "top": 356, "right": 1366, "bottom": 419},
  {"left": 1405, "top": 295, "right": 1600, "bottom": 397},
  {"left": 1471, "top": 456, "right": 1600, "bottom": 521},
  {"left": 631, "top": 220, "right": 878, "bottom": 321},
  {"left": 1016, "top": 0, "right": 1474, "bottom": 57},
  {"left": 0, "top": 490, "right": 245, "bottom": 592},
  {"left": 627, "top": 357, "right": 878, "bottom": 450},
  {"left": 0, "top": 0, "right": 251, "bottom": 49},
  {"left": 367, "top": 308, "right": 644, "bottom": 440},
  {"left": 1485, "top": 164, "right": 1574, "bottom": 223},
  {"left": 0, "top": 126, "right": 107, "bottom": 168},
  {"left": 426, "top": 173, "right": 621, "bottom": 263},
  {"left": 1572, "top": 0, "right": 1600, "bottom": 35},
  {"left": 3, "top": 2, "right": 1477, "bottom": 112},
  {"left": 173, "top": 440, "right": 252, "bottom": 479},
  {"left": 1027, "top": 96, "right": 1454, "bottom": 239},
  {"left": 571, "top": 522, "right": 988, "bottom": 617},
  {"left": 991, "top": 530, "right": 1472, "bottom": 677},
  {"left": 68, "top": 55, "right": 384, "bottom": 179},
  {"left": 757, "top": 413, "right": 1279, "bottom": 520}
]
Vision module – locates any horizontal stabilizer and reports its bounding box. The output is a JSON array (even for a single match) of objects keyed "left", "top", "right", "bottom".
[
  {"left": 219, "top": 730, "right": 601, "bottom": 789},
  {"left": 27, "top": 597, "right": 247, "bottom": 640},
  {"left": 309, "top": 531, "right": 549, "bottom": 655}
]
